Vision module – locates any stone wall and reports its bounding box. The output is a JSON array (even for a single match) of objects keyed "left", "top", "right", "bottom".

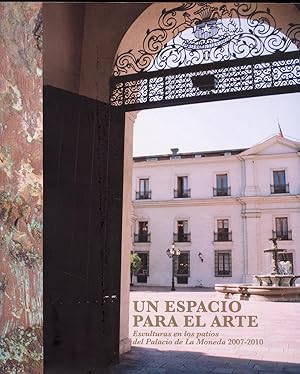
[{"left": 0, "top": 3, "right": 43, "bottom": 373}]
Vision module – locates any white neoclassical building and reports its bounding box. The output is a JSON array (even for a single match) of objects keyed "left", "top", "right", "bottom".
[{"left": 131, "top": 135, "right": 300, "bottom": 287}]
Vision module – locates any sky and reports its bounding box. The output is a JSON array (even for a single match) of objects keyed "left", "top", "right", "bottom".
[{"left": 132, "top": 93, "right": 300, "bottom": 157}]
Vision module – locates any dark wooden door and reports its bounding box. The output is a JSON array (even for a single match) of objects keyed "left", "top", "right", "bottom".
[{"left": 44, "top": 86, "right": 124, "bottom": 373}]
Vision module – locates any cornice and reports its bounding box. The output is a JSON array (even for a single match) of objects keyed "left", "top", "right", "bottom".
[
  {"left": 133, "top": 197, "right": 241, "bottom": 208},
  {"left": 241, "top": 211, "right": 261, "bottom": 218},
  {"left": 238, "top": 153, "right": 299, "bottom": 161},
  {"left": 133, "top": 194, "right": 300, "bottom": 208},
  {"left": 133, "top": 151, "right": 299, "bottom": 168},
  {"left": 133, "top": 155, "right": 240, "bottom": 168},
  {"left": 239, "top": 136, "right": 300, "bottom": 157},
  {"left": 236, "top": 194, "right": 300, "bottom": 204}
]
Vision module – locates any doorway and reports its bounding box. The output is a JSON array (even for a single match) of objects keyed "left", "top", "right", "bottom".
[{"left": 43, "top": 2, "right": 300, "bottom": 372}]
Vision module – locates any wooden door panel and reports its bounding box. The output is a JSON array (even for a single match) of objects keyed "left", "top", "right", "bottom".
[{"left": 44, "top": 86, "right": 123, "bottom": 372}]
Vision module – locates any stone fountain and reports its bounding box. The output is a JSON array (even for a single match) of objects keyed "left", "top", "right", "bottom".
[
  {"left": 215, "top": 238, "right": 300, "bottom": 302},
  {"left": 255, "top": 238, "right": 298, "bottom": 287}
]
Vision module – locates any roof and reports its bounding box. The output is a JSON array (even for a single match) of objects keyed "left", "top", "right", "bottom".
[
  {"left": 239, "top": 135, "right": 300, "bottom": 156},
  {"left": 133, "top": 147, "right": 248, "bottom": 163},
  {"left": 133, "top": 135, "right": 300, "bottom": 163}
]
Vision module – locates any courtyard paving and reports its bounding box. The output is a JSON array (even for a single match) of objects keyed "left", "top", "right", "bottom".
[{"left": 112, "top": 287, "right": 300, "bottom": 374}]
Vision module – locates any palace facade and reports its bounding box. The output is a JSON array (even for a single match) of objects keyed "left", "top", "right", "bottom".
[{"left": 131, "top": 135, "right": 300, "bottom": 287}]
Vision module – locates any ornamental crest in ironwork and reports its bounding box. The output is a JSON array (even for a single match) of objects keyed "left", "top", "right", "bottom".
[
  {"left": 177, "top": 4, "right": 242, "bottom": 51},
  {"left": 113, "top": 2, "right": 300, "bottom": 76}
]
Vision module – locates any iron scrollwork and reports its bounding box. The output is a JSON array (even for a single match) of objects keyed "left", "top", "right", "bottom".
[
  {"left": 110, "top": 51, "right": 300, "bottom": 109},
  {"left": 113, "top": 2, "right": 300, "bottom": 76}
]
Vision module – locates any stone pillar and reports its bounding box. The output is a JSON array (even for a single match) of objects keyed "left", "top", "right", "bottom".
[
  {"left": 244, "top": 158, "right": 260, "bottom": 196},
  {"left": 119, "top": 111, "right": 138, "bottom": 354},
  {"left": 0, "top": 3, "right": 43, "bottom": 373},
  {"left": 242, "top": 210, "right": 262, "bottom": 283}
]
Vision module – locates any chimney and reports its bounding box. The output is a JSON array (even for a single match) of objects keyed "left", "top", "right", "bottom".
[{"left": 171, "top": 148, "right": 179, "bottom": 155}]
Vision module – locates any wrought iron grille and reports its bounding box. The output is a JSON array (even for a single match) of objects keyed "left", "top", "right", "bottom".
[
  {"left": 135, "top": 252, "right": 150, "bottom": 280},
  {"left": 134, "top": 233, "right": 151, "bottom": 243},
  {"left": 113, "top": 3, "right": 300, "bottom": 76},
  {"left": 135, "top": 190, "right": 152, "bottom": 200},
  {"left": 213, "top": 186, "right": 231, "bottom": 197},
  {"left": 214, "top": 231, "right": 232, "bottom": 242},
  {"left": 272, "top": 230, "right": 292, "bottom": 241},
  {"left": 173, "top": 232, "right": 191, "bottom": 242},
  {"left": 270, "top": 183, "right": 290, "bottom": 194},
  {"left": 174, "top": 189, "right": 191, "bottom": 198},
  {"left": 215, "top": 251, "right": 232, "bottom": 277},
  {"left": 110, "top": 51, "right": 300, "bottom": 110},
  {"left": 175, "top": 251, "right": 190, "bottom": 277}
]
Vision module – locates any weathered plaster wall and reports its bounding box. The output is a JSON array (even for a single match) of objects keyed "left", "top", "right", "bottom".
[
  {"left": 79, "top": 3, "right": 149, "bottom": 102},
  {"left": 0, "top": 3, "right": 43, "bottom": 373},
  {"left": 43, "top": 3, "right": 85, "bottom": 94},
  {"left": 43, "top": 3, "right": 149, "bottom": 101}
]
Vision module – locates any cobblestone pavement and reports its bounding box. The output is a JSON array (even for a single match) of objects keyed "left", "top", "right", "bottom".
[{"left": 112, "top": 287, "right": 300, "bottom": 374}]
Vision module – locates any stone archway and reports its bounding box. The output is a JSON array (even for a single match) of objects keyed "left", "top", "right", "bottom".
[
  {"left": 114, "top": 2, "right": 300, "bottom": 76},
  {"left": 111, "top": 3, "right": 300, "bottom": 110},
  {"left": 112, "top": 0, "right": 300, "bottom": 357}
]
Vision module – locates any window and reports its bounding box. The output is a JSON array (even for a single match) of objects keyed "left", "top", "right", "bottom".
[
  {"left": 174, "top": 176, "right": 190, "bottom": 198},
  {"left": 273, "top": 217, "right": 292, "bottom": 240},
  {"left": 174, "top": 220, "right": 190, "bottom": 242},
  {"left": 176, "top": 252, "right": 190, "bottom": 284},
  {"left": 214, "top": 219, "right": 232, "bottom": 241},
  {"left": 214, "top": 174, "right": 231, "bottom": 196},
  {"left": 134, "top": 221, "right": 151, "bottom": 242},
  {"left": 271, "top": 170, "right": 289, "bottom": 193},
  {"left": 215, "top": 251, "right": 232, "bottom": 277},
  {"left": 136, "top": 252, "right": 149, "bottom": 283},
  {"left": 136, "top": 178, "right": 151, "bottom": 199}
]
